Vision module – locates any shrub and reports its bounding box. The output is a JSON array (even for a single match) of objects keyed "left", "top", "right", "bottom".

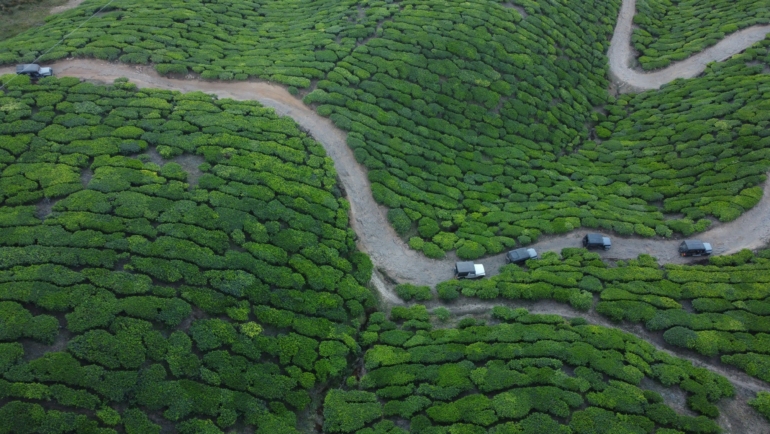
[
  {"left": 394, "top": 284, "right": 433, "bottom": 302},
  {"left": 456, "top": 241, "right": 486, "bottom": 260},
  {"left": 387, "top": 209, "right": 412, "bottom": 236},
  {"left": 323, "top": 390, "right": 382, "bottom": 433},
  {"left": 749, "top": 392, "right": 770, "bottom": 420},
  {"left": 663, "top": 326, "right": 698, "bottom": 350},
  {"left": 569, "top": 290, "right": 593, "bottom": 312},
  {"left": 436, "top": 281, "right": 461, "bottom": 301}
]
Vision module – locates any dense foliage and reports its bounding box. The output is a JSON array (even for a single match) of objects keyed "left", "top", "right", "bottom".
[
  {"left": 439, "top": 247, "right": 770, "bottom": 387},
  {"left": 323, "top": 306, "right": 732, "bottom": 433},
  {"left": 305, "top": 0, "right": 770, "bottom": 259},
  {"left": 749, "top": 391, "right": 770, "bottom": 421},
  {"left": 2, "top": 0, "right": 768, "bottom": 261},
  {"left": 0, "top": 0, "right": 398, "bottom": 87},
  {"left": 632, "top": 0, "right": 770, "bottom": 69},
  {"left": 304, "top": 0, "right": 628, "bottom": 260},
  {"left": 593, "top": 52, "right": 770, "bottom": 228},
  {"left": 0, "top": 75, "right": 375, "bottom": 432}
]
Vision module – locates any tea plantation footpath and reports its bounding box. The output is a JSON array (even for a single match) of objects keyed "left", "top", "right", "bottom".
[{"left": 3, "top": 58, "right": 770, "bottom": 292}]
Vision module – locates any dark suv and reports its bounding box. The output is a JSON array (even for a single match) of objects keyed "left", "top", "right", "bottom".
[
  {"left": 679, "top": 240, "right": 712, "bottom": 257},
  {"left": 583, "top": 233, "right": 611, "bottom": 251},
  {"left": 506, "top": 248, "right": 538, "bottom": 264}
]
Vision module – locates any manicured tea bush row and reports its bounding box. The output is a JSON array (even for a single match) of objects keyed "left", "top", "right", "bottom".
[
  {"left": 321, "top": 305, "right": 731, "bottom": 433},
  {"left": 596, "top": 51, "right": 770, "bottom": 226},
  {"left": 632, "top": 0, "right": 770, "bottom": 70},
  {"left": 0, "top": 0, "right": 400, "bottom": 87},
  {"left": 0, "top": 75, "right": 375, "bottom": 433},
  {"left": 306, "top": 0, "right": 770, "bottom": 259},
  {"left": 305, "top": 0, "right": 638, "bottom": 260},
  {"left": 440, "top": 247, "right": 770, "bottom": 387}
]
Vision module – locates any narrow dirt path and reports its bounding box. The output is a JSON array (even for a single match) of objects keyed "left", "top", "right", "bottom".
[
  {"left": 2, "top": 59, "right": 770, "bottom": 291},
  {"left": 608, "top": 0, "right": 770, "bottom": 92},
  {"left": 49, "top": 0, "right": 85, "bottom": 15}
]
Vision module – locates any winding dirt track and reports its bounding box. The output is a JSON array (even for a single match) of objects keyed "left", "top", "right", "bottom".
[
  {"left": 2, "top": 1, "right": 770, "bottom": 429},
  {"left": 5, "top": 59, "right": 770, "bottom": 292},
  {"left": 608, "top": 0, "right": 770, "bottom": 92},
  {"left": 1, "top": 0, "right": 767, "bottom": 291}
]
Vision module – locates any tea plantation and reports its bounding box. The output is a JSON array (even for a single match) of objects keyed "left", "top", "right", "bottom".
[
  {"left": 632, "top": 0, "right": 770, "bottom": 70},
  {"left": 303, "top": 0, "right": 770, "bottom": 260},
  {"left": 324, "top": 306, "right": 732, "bottom": 433},
  {"left": 1, "top": 0, "right": 770, "bottom": 431},
  {"left": 0, "top": 75, "right": 376, "bottom": 433},
  {"left": 2, "top": 0, "right": 770, "bottom": 260},
  {"left": 436, "top": 248, "right": 770, "bottom": 386},
  {"left": 0, "top": 0, "right": 399, "bottom": 87}
]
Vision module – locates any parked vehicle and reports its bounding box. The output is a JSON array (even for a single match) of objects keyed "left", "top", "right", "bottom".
[
  {"left": 583, "top": 233, "right": 611, "bottom": 251},
  {"left": 679, "top": 240, "right": 712, "bottom": 257},
  {"left": 16, "top": 64, "right": 53, "bottom": 79},
  {"left": 455, "top": 261, "right": 485, "bottom": 279},
  {"left": 506, "top": 248, "right": 538, "bottom": 264}
]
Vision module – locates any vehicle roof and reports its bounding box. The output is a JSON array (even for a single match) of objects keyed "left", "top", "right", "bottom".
[
  {"left": 585, "top": 233, "right": 605, "bottom": 243},
  {"left": 682, "top": 240, "right": 705, "bottom": 249},
  {"left": 456, "top": 261, "right": 476, "bottom": 273},
  {"left": 16, "top": 64, "right": 40, "bottom": 73}
]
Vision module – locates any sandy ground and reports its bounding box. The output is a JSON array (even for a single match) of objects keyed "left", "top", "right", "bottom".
[{"left": 608, "top": 0, "right": 770, "bottom": 92}]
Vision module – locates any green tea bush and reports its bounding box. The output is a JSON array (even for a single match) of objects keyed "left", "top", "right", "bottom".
[
  {"left": 0, "top": 0, "right": 402, "bottom": 87},
  {"left": 394, "top": 283, "right": 433, "bottom": 302},
  {"left": 341, "top": 307, "right": 729, "bottom": 433},
  {"left": 0, "top": 77, "right": 376, "bottom": 432},
  {"left": 443, "top": 247, "right": 770, "bottom": 385},
  {"left": 749, "top": 391, "right": 770, "bottom": 421}
]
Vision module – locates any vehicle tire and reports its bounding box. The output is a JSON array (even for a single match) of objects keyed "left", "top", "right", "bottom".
[{"left": 604, "top": 246, "right": 610, "bottom": 251}]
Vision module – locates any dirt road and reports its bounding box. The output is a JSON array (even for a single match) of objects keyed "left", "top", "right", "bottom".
[
  {"left": 2, "top": 59, "right": 770, "bottom": 292},
  {"left": 608, "top": 0, "right": 770, "bottom": 92}
]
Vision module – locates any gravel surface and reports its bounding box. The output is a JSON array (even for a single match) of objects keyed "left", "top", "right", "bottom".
[{"left": 608, "top": 0, "right": 770, "bottom": 92}]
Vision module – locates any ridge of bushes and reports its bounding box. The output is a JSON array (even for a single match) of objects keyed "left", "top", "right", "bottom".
[
  {"left": 323, "top": 305, "right": 732, "bottom": 433},
  {"left": 632, "top": 0, "right": 770, "bottom": 70},
  {"left": 0, "top": 75, "right": 375, "bottom": 433},
  {"left": 0, "top": 0, "right": 400, "bottom": 87},
  {"left": 433, "top": 247, "right": 770, "bottom": 410}
]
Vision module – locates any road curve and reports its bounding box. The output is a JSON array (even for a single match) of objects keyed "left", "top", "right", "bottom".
[
  {"left": 608, "top": 0, "right": 770, "bottom": 92},
  {"left": 2, "top": 59, "right": 770, "bottom": 294}
]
